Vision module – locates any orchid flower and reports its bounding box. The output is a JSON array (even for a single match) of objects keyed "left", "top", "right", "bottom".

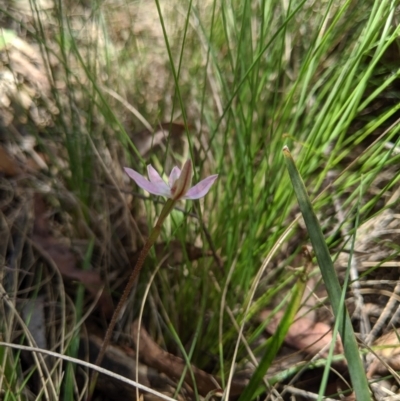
[
  {"left": 124, "top": 159, "right": 218, "bottom": 201},
  {"left": 91, "top": 160, "right": 217, "bottom": 391}
]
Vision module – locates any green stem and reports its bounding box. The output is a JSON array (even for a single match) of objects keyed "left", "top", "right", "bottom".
[{"left": 87, "top": 199, "right": 176, "bottom": 400}]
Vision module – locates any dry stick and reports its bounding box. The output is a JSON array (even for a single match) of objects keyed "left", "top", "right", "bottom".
[
  {"left": 131, "top": 320, "right": 228, "bottom": 397},
  {"left": 87, "top": 199, "right": 176, "bottom": 400}
]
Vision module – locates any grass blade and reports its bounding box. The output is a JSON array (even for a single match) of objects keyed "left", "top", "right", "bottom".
[{"left": 282, "top": 146, "right": 371, "bottom": 401}]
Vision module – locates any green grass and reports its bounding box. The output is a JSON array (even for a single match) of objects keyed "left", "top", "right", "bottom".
[{"left": 1, "top": 0, "right": 400, "bottom": 399}]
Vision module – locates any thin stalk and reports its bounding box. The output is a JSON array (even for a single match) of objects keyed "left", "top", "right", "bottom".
[{"left": 87, "top": 198, "right": 176, "bottom": 400}]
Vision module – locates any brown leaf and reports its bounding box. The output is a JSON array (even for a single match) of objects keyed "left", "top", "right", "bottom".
[
  {"left": 33, "top": 195, "right": 113, "bottom": 318},
  {"left": 7, "top": 37, "right": 50, "bottom": 93},
  {"left": 259, "top": 310, "right": 344, "bottom": 359},
  {"left": 367, "top": 330, "right": 400, "bottom": 377},
  {"left": 0, "top": 146, "right": 21, "bottom": 176},
  {"left": 131, "top": 320, "right": 246, "bottom": 398},
  {"left": 132, "top": 122, "right": 186, "bottom": 156},
  {"left": 22, "top": 296, "right": 47, "bottom": 349},
  {"left": 83, "top": 334, "right": 188, "bottom": 401}
]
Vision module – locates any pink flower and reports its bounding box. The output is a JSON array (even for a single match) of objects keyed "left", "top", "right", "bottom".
[{"left": 124, "top": 159, "right": 218, "bottom": 200}]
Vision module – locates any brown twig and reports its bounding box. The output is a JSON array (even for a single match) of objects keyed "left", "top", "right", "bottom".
[{"left": 131, "top": 320, "right": 246, "bottom": 398}]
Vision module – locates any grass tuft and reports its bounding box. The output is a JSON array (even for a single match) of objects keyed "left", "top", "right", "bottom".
[{"left": 1, "top": 0, "right": 400, "bottom": 399}]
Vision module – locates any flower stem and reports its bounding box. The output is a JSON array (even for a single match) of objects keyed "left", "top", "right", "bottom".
[{"left": 87, "top": 199, "right": 176, "bottom": 400}]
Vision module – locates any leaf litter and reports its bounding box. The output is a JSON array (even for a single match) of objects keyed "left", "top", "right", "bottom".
[{"left": 1, "top": 1, "right": 400, "bottom": 400}]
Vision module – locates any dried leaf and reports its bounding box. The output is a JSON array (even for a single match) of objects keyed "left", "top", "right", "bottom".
[
  {"left": 367, "top": 330, "right": 400, "bottom": 377},
  {"left": 0, "top": 146, "right": 21, "bottom": 176},
  {"left": 132, "top": 122, "right": 186, "bottom": 156},
  {"left": 0, "top": 35, "right": 56, "bottom": 129},
  {"left": 7, "top": 37, "right": 50, "bottom": 92},
  {"left": 33, "top": 195, "right": 113, "bottom": 318},
  {"left": 131, "top": 320, "right": 245, "bottom": 398},
  {"left": 22, "top": 296, "right": 47, "bottom": 349},
  {"left": 259, "top": 310, "right": 344, "bottom": 359},
  {"left": 83, "top": 334, "right": 188, "bottom": 401}
]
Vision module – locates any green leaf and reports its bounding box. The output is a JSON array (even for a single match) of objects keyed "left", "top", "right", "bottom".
[{"left": 283, "top": 146, "right": 371, "bottom": 401}]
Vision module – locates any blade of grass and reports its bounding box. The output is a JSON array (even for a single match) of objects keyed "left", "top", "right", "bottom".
[
  {"left": 283, "top": 145, "right": 371, "bottom": 401},
  {"left": 237, "top": 265, "right": 309, "bottom": 401},
  {"left": 63, "top": 238, "right": 94, "bottom": 401},
  {"left": 317, "top": 179, "right": 363, "bottom": 401}
]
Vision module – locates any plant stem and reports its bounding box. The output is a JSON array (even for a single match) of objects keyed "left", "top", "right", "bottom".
[{"left": 87, "top": 198, "right": 176, "bottom": 400}]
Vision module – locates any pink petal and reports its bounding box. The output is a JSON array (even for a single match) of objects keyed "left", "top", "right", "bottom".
[
  {"left": 147, "top": 165, "right": 164, "bottom": 183},
  {"left": 168, "top": 166, "right": 181, "bottom": 187},
  {"left": 124, "top": 167, "right": 171, "bottom": 197},
  {"left": 171, "top": 160, "right": 193, "bottom": 200},
  {"left": 147, "top": 165, "right": 170, "bottom": 195},
  {"left": 184, "top": 174, "right": 218, "bottom": 200}
]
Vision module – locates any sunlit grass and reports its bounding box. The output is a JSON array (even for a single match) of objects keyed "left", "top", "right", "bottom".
[{"left": 0, "top": 0, "right": 399, "bottom": 399}]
